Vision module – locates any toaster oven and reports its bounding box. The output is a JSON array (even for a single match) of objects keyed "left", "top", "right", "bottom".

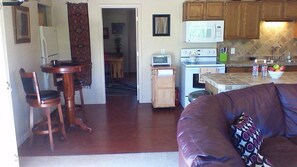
[{"left": 151, "top": 54, "right": 171, "bottom": 66}]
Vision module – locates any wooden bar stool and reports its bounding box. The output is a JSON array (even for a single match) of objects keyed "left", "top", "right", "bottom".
[{"left": 19, "top": 68, "right": 67, "bottom": 151}]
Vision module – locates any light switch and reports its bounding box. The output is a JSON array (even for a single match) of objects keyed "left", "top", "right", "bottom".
[
  {"left": 231, "top": 48, "right": 235, "bottom": 54},
  {"left": 161, "top": 49, "right": 166, "bottom": 55}
]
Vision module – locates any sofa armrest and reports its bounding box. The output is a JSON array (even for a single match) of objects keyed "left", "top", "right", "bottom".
[{"left": 177, "top": 95, "right": 244, "bottom": 167}]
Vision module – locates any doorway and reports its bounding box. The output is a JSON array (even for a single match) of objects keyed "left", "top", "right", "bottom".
[{"left": 102, "top": 8, "right": 137, "bottom": 99}]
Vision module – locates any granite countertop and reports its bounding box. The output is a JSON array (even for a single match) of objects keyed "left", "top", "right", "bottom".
[
  {"left": 203, "top": 72, "right": 297, "bottom": 93},
  {"left": 222, "top": 60, "right": 297, "bottom": 67}
]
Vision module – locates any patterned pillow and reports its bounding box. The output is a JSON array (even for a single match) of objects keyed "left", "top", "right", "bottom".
[{"left": 230, "top": 113, "right": 272, "bottom": 166}]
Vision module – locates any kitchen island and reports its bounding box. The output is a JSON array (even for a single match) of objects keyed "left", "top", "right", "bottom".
[{"left": 203, "top": 72, "right": 297, "bottom": 94}]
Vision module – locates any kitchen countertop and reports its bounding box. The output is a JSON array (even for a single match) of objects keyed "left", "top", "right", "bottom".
[
  {"left": 221, "top": 60, "right": 297, "bottom": 67},
  {"left": 203, "top": 72, "right": 297, "bottom": 94}
]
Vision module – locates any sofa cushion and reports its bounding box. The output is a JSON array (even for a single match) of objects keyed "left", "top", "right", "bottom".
[
  {"left": 218, "top": 83, "right": 285, "bottom": 138},
  {"left": 261, "top": 136, "right": 297, "bottom": 167},
  {"left": 275, "top": 84, "right": 297, "bottom": 137},
  {"left": 177, "top": 95, "right": 245, "bottom": 167},
  {"left": 230, "top": 112, "right": 267, "bottom": 166}
]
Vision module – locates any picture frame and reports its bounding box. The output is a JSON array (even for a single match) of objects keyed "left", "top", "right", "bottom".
[
  {"left": 112, "top": 23, "right": 125, "bottom": 34},
  {"left": 13, "top": 6, "right": 31, "bottom": 43},
  {"left": 152, "top": 14, "right": 170, "bottom": 36}
]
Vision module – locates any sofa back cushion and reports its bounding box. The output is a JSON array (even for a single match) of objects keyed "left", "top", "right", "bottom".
[
  {"left": 178, "top": 95, "right": 245, "bottom": 166},
  {"left": 217, "top": 83, "right": 285, "bottom": 138},
  {"left": 275, "top": 84, "right": 297, "bottom": 137}
]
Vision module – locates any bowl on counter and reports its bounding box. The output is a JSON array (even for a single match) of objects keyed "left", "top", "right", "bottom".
[{"left": 268, "top": 71, "right": 284, "bottom": 79}]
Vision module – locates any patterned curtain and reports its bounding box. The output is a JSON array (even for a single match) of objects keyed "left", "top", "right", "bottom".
[{"left": 67, "top": 3, "right": 92, "bottom": 87}]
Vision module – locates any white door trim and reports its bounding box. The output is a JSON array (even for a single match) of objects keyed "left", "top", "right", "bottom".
[
  {"left": 99, "top": 4, "right": 142, "bottom": 102},
  {"left": 0, "top": 2, "right": 19, "bottom": 166}
]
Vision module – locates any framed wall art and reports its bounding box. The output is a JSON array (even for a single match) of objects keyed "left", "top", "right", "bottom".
[
  {"left": 152, "top": 14, "right": 170, "bottom": 36},
  {"left": 13, "top": 6, "right": 31, "bottom": 43},
  {"left": 112, "top": 23, "right": 125, "bottom": 34}
]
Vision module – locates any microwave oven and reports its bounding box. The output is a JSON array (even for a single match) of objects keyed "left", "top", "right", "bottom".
[
  {"left": 151, "top": 54, "right": 171, "bottom": 66},
  {"left": 183, "top": 20, "right": 224, "bottom": 43}
]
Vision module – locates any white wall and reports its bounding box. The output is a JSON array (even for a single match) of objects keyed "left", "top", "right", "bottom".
[
  {"left": 4, "top": 1, "right": 44, "bottom": 145},
  {"left": 52, "top": 0, "right": 216, "bottom": 104}
]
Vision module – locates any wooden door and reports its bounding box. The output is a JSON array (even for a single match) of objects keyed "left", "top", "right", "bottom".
[
  {"left": 224, "top": 2, "right": 241, "bottom": 39},
  {"left": 262, "top": 1, "right": 283, "bottom": 20},
  {"left": 284, "top": 1, "right": 297, "bottom": 19},
  {"left": 241, "top": 2, "right": 261, "bottom": 39},
  {"left": 204, "top": 2, "right": 224, "bottom": 20},
  {"left": 183, "top": 2, "right": 204, "bottom": 21}
]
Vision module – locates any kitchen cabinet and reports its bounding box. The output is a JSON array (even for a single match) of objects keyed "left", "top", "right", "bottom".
[
  {"left": 226, "top": 67, "right": 252, "bottom": 73},
  {"left": 262, "top": 1, "right": 283, "bottom": 20},
  {"left": 224, "top": 1, "right": 261, "bottom": 39},
  {"left": 284, "top": 1, "right": 297, "bottom": 20},
  {"left": 151, "top": 66, "right": 176, "bottom": 108},
  {"left": 226, "top": 66, "right": 297, "bottom": 73},
  {"left": 183, "top": 1, "right": 224, "bottom": 21},
  {"left": 262, "top": 1, "right": 297, "bottom": 20}
]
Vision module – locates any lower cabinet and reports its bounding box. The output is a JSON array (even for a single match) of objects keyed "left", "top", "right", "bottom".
[
  {"left": 151, "top": 66, "right": 176, "bottom": 108},
  {"left": 226, "top": 67, "right": 252, "bottom": 73},
  {"left": 226, "top": 66, "right": 297, "bottom": 73}
]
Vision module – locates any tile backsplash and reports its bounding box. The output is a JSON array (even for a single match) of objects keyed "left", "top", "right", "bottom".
[{"left": 218, "top": 21, "right": 297, "bottom": 61}]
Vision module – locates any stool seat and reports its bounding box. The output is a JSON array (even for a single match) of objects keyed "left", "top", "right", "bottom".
[
  {"left": 188, "top": 90, "right": 211, "bottom": 102},
  {"left": 26, "top": 90, "right": 60, "bottom": 100}
]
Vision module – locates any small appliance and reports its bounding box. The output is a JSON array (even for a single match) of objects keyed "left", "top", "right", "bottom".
[
  {"left": 151, "top": 54, "right": 172, "bottom": 66},
  {"left": 183, "top": 20, "right": 224, "bottom": 43}
]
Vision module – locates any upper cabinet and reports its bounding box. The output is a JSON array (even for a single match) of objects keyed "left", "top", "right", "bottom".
[
  {"left": 262, "top": 1, "right": 297, "bottom": 21},
  {"left": 284, "top": 1, "right": 297, "bottom": 20},
  {"left": 183, "top": 1, "right": 224, "bottom": 21},
  {"left": 224, "top": 1, "right": 261, "bottom": 39}
]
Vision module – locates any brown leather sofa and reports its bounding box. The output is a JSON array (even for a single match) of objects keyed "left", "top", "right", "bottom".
[{"left": 177, "top": 83, "right": 297, "bottom": 167}]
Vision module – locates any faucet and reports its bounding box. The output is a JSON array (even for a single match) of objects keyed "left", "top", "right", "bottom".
[
  {"left": 271, "top": 45, "right": 281, "bottom": 60},
  {"left": 279, "top": 54, "right": 285, "bottom": 61}
]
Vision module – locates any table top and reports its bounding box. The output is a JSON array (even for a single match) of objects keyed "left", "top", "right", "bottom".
[
  {"left": 40, "top": 61, "right": 91, "bottom": 74},
  {"left": 203, "top": 72, "right": 297, "bottom": 93}
]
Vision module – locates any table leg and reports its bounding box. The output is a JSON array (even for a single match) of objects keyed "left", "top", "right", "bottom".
[{"left": 63, "top": 73, "right": 92, "bottom": 133}]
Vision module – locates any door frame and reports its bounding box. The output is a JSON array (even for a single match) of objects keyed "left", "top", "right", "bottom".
[
  {"left": 0, "top": 2, "right": 19, "bottom": 166},
  {"left": 99, "top": 5, "right": 141, "bottom": 102}
]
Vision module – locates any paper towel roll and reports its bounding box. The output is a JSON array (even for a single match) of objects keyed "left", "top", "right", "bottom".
[{"left": 158, "top": 69, "right": 173, "bottom": 76}]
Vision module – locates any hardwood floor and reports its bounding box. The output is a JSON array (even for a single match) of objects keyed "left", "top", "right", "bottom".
[{"left": 18, "top": 95, "right": 183, "bottom": 156}]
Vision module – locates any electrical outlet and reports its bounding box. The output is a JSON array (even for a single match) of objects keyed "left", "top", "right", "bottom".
[
  {"left": 231, "top": 48, "right": 235, "bottom": 54},
  {"left": 161, "top": 49, "right": 166, "bottom": 55}
]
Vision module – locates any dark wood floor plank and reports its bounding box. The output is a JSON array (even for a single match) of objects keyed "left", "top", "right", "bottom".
[{"left": 18, "top": 95, "right": 183, "bottom": 156}]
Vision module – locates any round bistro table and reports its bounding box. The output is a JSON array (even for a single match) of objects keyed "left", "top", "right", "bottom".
[{"left": 40, "top": 61, "right": 92, "bottom": 133}]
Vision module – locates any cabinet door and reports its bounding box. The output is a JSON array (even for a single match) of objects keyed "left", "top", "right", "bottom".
[
  {"left": 204, "top": 2, "right": 224, "bottom": 20},
  {"left": 241, "top": 2, "right": 261, "bottom": 39},
  {"left": 284, "top": 66, "right": 297, "bottom": 72},
  {"left": 226, "top": 67, "right": 252, "bottom": 73},
  {"left": 284, "top": 2, "right": 297, "bottom": 19},
  {"left": 183, "top": 2, "right": 204, "bottom": 21},
  {"left": 262, "top": 2, "right": 283, "bottom": 20},
  {"left": 224, "top": 2, "right": 241, "bottom": 39}
]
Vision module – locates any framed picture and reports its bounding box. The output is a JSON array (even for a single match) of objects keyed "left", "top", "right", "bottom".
[
  {"left": 112, "top": 23, "right": 125, "bottom": 34},
  {"left": 13, "top": 6, "right": 31, "bottom": 43},
  {"left": 152, "top": 14, "right": 170, "bottom": 36},
  {"left": 103, "top": 27, "right": 109, "bottom": 39}
]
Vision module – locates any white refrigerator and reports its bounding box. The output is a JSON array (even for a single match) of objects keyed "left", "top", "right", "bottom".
[{"left": 40, "top": 26, "right": 59, "bottom": 90}]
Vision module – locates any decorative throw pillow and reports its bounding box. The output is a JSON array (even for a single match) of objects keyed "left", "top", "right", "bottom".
[{"left": 230, "top": 112, "right": 272, "bottom": 166}]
